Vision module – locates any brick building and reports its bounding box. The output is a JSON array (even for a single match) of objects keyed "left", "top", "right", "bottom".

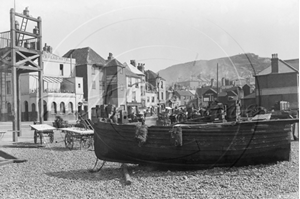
[{"left": 255, "top": 54, "right": 299, "bottom": 110}]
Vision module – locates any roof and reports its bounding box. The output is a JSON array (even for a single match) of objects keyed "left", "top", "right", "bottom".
[
  {"left": 31, "top": 74, "right": 63, "bottom": 83},
  {"left": 63, "top": 47, "right": 106, "bottom": 66},
  {"left": 196, "top": 86, "right": 221, "bottom": 97},
  {"left": 284, "top": 59, "right": 299, "bottom": 71},
  {"left": 124, "top": 62, "right": 145, "bottom": 76},
  {"left": 257, "top": 58, "right": 299, "bottom": 76},
  {"left": 105, "top": 58, "right": 124, "bottom": 67},
  {"left": 195, "top": 87, "right": 211, "bottom": 97},
  {"left": 145, "top": 70, "right": 166, "bottom": 81},
  {"left": 124, "top": 64, "right": 140, "bottom": 78},
  {"left": 175, "top": 90, "right": 194, "bottom": 97},
  {"left": 189, "top": 90, "right": 196, "bottom": 95},
  {"left": 221, "top": 86, "right": 242, "bottom": 92}
]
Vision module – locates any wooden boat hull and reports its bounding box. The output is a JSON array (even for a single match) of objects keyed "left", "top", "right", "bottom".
[{"left": 93, "top": 119, "right": 297, "bottom": 169}]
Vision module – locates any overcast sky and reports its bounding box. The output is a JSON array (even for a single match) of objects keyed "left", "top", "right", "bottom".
[{"left": 1, "top": 0, "right": 299, "bottom": 72}]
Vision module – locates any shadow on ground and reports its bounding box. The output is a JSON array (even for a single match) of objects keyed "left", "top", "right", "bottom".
[
  {"left": 1, "top": 142, "right": 45, "bottom": 148},
  {"left": 45, "top": 166, "right": 126, "bottom": 185}
]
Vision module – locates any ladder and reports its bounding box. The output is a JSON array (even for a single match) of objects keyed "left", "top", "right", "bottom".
[{"left": 17, "top": 17, "right": 28, "bottom": 47}]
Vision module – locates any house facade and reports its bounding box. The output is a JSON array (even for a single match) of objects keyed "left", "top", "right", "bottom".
[
  {"left": 255, "top": 54, "right": 299, "bottom": 110},
  {"left": 145, "top": 70, "right": 166, "bottom": 109},
  {"left": 64, "top": 47, "right": 107, "bottom": 119},
  {"left": 0, "top": 48, "right": 83, "bottom": 122}
]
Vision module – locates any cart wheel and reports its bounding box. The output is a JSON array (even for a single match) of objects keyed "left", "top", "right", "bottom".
[
  {"left": 34, "top": 131, "right": 38, "bottom": 144},
  {"left": 65, "top": 132, "right": 74, "bottom": 150},
  {"left": 82, "top": 137, "right": 93, "bottom": 149},
  {"left": 49, "top": 133, "right": 54, "bottom": 143}
]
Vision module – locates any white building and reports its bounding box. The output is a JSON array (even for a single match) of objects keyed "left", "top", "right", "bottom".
[{"left": 18, "top": 49, "right": 83, "bottom": 121}]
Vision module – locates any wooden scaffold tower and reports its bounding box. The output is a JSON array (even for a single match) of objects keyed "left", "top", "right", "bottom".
[{"left": 0, "top": 7, "right": 43, "bottom": 141}]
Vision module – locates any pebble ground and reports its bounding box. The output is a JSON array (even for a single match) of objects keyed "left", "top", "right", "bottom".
[{"left": 0, "top": 140, "right": 298, "bottom": 199}]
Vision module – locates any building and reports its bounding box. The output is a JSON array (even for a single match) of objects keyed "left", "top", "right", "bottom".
[
  {"left": 255, "top": 54, "right": 299, "bottom": 110},
  {"left": 127, "top": 60, "right": 146, "bottom": 109},
  {"left": 64, "top": 47, "right": 106, "bottom": 119},
  {"left": 0, "top": 45, "right": 83, "bottom": 122},
  {"left": 145, "top": 84, "right": 157, "bottom": 109},
  {"left": 172, "top": 90, "right": 194, "bottom": 107},
  {"left": 123, "top": 62, "right": 143, "bottom": 115},
  {"left": 145, "top": 70, "right": 166, "bottom": 109},
  {"left": 195, "top": 86, "right": 218, "bottom": 107}
]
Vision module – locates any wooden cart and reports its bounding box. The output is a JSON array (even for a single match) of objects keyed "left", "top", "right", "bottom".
[
  {"left": 60, "top": 127, "right": 94, "bottom": 150},
  {"left": 30, "top": 124, "right": 56, "bottom": 144}
]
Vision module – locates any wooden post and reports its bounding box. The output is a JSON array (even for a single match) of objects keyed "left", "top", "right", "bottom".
[
  {"left": 37, "top": 16, "right": 43, "bottom": 124},
  {"left": 17, "top": 71, "right": 21, "bottom": 136},
  {"left": 10, "top": 8, "right": 18, "bottom": 142},
  {"left": 121, "top": 163, "right": 132, "bottom": 185}
]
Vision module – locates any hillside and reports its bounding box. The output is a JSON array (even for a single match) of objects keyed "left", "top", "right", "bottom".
[{"left": 158, "top": 53, "right": 270, "bottom": 85}]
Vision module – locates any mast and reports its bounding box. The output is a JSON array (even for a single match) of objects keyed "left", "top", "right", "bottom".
[{"left": 217, "top": 63, "right": 219, "bottom": 98}]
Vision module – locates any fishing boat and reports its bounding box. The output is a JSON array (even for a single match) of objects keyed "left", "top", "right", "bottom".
[{"left": 93, "top": 116, "right": 298, "bottom": 169}]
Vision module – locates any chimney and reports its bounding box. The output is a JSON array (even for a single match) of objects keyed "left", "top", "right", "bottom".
[
  {"left": 43, "top": 43, "right": 47, "bottom": 51},
  {"left": 271, "top": 53, "right": 279, "bottom": 73},
  {"left": 211, "top": 79, "right": 214, "bottom": 87},
  {"left": 130, "top": 60, "right": 136, "bottom": 67},
  {"left": 222, "top": 77, "right": 225, "bottom": 86},
  {"left": 108, "top": 53, "right": 113, "bottom": 60},
  {"left": 137, "top": 63, "right": 145, "bottom": 73}
]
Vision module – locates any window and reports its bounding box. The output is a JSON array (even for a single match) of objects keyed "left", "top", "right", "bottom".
[
  {"left": 6, "top": 81, "right": 11, "bottom": 94},
  {"left": 78, "top": 83, "right": 81, "bottom": 88},
  {"left": 92, "top": 66, "right": 95, "bottom": 75},
  {"left": 157, "top": 92, "right": 159, "bottom": 100},
  {"left": 31, "top": 103, "right": 36, "bottom": 112},
  {"left": 68, "top": 102, "right": 73, "bottom": 113},
  {"left": 147, "top": 97, "right": 150, "bottom": 102},
  {"left": 51, "top": 102, "right": 57, "bottom": 114},
  {"left": 7, "top": 103, "right": 11, "bottom": 115},
  {"left": 92, "top": 81, "right": 96, "bottom": 89},
  {"left": 161, "top": 81, "right": 163, "bottom": 89},
  {"left": 60, "top": 102, "right": 65, "bottom": 114},
  {"left": 132, "top": 91, "right": 136, "bottom": 102},
  {"left": 135, "top": 81, "right": 139, "bottom": 88},
  {"left": 59, "top": 64, "right": 64, "bottom": 76},
  {"left": 152, "top": 96, "right": 155, "bottom": 102},
  {"left": 99, "top": 81, "right": 105, "bottom": 90}
]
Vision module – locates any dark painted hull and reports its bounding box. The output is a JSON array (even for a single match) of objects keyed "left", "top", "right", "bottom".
[{"left": 93, "top": 119, "right": 297, "bottom": 169}]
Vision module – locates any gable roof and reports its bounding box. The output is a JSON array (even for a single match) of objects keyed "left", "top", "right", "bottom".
[
  {"left": 257, "top": 58, "right": 299, "bottom": 76},
  {"left": 105, "top": 58, "right": 124, "bottom": 67},
  {"left": 124, "top": 64, "right": 140, "bottom": 78},
  {"left": 145, "top": 70, "right": 166, "bottom": 81},
  {"left": 63, "top": 47, "right": 106, "bottom": 65},
  {"left": 175, "top": 90, "right": 194, "bottom": 97},
  {"left": 124, "top": 62, "right": 145, "bottom": 76},
  {"left": 195, "top": 86, "right": 211, "bottom": 97},
  {"left": 282, "top": 59, "right": 299, "bottom": 72}
]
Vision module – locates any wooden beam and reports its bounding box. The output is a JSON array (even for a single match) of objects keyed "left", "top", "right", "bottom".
[
  {"left": 15, "top": 29, "right": 41, "bottom": 39},
  {"left": 15, "top": 46, "right": 41, "bottom": 55},
  {"left": 15, "top": 52, "right": 40, "bottom": 68},
  {"left": 14, "top": 12, "right": 41, "bottom": 22},
  {"left": 17, "top": 65, "right": 40, "bottom": 71},
  {"left": 0, "top": 51, "right": 11, "bottom": 60},
  {"left": 0, "top": 51, "right": 11, "bottom": 66}
]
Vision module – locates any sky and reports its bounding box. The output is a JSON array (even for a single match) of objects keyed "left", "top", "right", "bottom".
[{"left": 0, "top": 0, "right": 299, "bottom": 72}]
